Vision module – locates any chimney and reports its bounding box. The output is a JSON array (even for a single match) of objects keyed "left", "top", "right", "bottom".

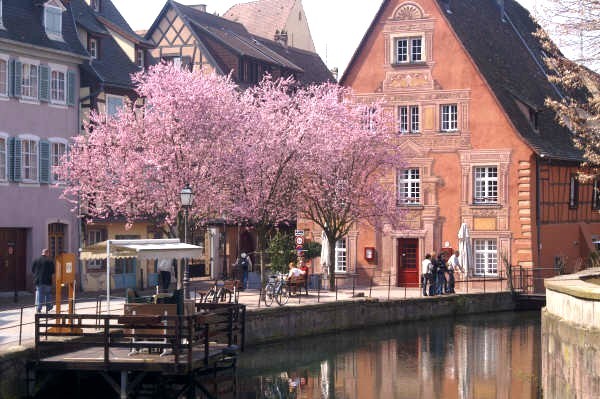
[
  {"left": 190, "top": 4, "right": 207, "bottom": 12},
  {"left": 274, "top": 29, "right": 288, "bottom": 47},
  {"left": 497, "top": 0, "right": 507, "bottom": 22}
]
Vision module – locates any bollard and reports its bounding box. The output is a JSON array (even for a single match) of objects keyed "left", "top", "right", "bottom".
[
  {"left": 388, "top": 273, "right": 391, "bottom": 301},
  {"left": 352, "top": 275, "right": 356, "bottom": 297}
]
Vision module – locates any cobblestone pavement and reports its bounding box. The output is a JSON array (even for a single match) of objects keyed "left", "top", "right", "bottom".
[{"left": 0, "top": 278, "right": 506, "bottom": 352}]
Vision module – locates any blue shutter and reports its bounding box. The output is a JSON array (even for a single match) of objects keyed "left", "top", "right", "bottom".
[
  {"left": 8, "top": 137, "right": 22, "bottom": 182},
  {"left": 39, "top": 140, "right": 50, "bottom": 184},
  {"left": 12, "top": 60, "right": 21, "bottom": 98},
  {"left": 66, "top": 70, "right": 75, "bottom": 106},
  {"left": 39, "top": 65, "right": 50, "bottom": 102}
]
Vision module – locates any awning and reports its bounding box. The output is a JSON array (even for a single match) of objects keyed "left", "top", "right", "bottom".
[{"left": 80, "top": 239, "right": 203, "bottom": 261}]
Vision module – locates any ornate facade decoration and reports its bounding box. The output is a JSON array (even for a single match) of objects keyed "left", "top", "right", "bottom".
[{"left": 392, "top": 3, "right": 424, "bottom": 20}]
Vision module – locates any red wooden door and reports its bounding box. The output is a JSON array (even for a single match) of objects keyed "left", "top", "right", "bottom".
[{"left": 397, "top": 238, "right": 419, "bottom": 287}]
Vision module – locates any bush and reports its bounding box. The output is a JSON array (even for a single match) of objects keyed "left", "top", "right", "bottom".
[{"left": 266, "top": 231, "right": 295, "bottom": 275}]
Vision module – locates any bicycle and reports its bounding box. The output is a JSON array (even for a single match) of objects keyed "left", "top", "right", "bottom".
[
  {"left": 262, "top": 274, "right": 290, "bottom": 307},
  {"left": 202, "top": 279, "right": 232, "bottom": 303}
]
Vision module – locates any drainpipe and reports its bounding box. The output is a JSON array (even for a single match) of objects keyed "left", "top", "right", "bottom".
[{"left": 536, "top": 155, "right": 544, "bottom": 266}]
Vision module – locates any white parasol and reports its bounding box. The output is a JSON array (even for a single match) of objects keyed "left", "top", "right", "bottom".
[
  {"left": 320, "top": 230, "right": 330, "bottom": 274},
  {"left": 458, "top": 223, "right": 472, "bottom": 275}
]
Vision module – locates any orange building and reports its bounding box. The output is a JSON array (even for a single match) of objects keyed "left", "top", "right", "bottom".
[{"left": 300, "top": 0, "right": 600, "bottom": 288}]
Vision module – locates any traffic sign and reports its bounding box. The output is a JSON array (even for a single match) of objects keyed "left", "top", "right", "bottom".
[
  {"left": 295, "top": 236, "right": 304, "bottom": 246},
  {"left": 294, "top": 230, "right": 304, "bottom": 237}
]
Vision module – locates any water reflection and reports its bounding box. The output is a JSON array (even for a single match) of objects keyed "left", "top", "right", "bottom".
[{"left": 238, "top": 312, "right": 541, "bottom": 399}]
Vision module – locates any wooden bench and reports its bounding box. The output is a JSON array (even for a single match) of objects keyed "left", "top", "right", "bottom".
[
  {"left": 288, "top": 274, "right": 308, "bottom": 295},
  {"left": 122, "top": 303, "right": 177, "bottom": 356}
]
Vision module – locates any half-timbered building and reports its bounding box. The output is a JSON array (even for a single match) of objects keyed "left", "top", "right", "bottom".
[{"left": 299, "top": 0, "right": 600, "bottom": 288}]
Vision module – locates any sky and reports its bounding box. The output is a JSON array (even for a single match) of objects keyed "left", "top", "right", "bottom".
[{"left": 112, "top": 0, "right": 540, "bottom": 77}]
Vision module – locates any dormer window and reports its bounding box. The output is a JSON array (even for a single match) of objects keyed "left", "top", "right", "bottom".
[
  {"left": 44, "top": 1, "right": 64, "bottom": 41},
  {"left": 529, "top": 108, "right": 539, "bottom": 131},
  {"left": 88, "top": 37, "right": 98, "bottom": 59},
  {"left": 91, "top": 0, "right": 100, "bottom": 12},
  {"left": 136, "top": 48, "right": 144, "bottom": 69},
  {"left": 0, "top": 0, "right": 4, "bottom": 30}
]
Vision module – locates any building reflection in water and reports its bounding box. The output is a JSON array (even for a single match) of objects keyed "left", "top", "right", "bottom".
[{"left": 238, "top": 312, "right": 541, "bottom": 399}]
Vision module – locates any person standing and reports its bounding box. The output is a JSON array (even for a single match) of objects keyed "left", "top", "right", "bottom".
[
  {"left": 447, "top": 250, "right": 463, "bottom": 294},
  {"left": 157, "top": 258, "right": 174, "bottom": 292},
  {"left": 421, "top": 254, "right": 432, "bottom": 296},
  {"left": 32, "top": 249, "right": 55, "bottom": 313},
  {"left": 435, "top": 253, "right": 447, "bottom": 295},
  {"left": 237, "top": 253, "right": 251, "bottom": 290}
]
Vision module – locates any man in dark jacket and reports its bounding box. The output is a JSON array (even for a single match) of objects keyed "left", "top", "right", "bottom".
[{"left": 32, "top": 249, "right": 54, "bottom": 313}]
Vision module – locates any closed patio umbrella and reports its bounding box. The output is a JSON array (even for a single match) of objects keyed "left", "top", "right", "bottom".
[
  {"left": 458, "top": 223, "right": 472, "bottom": 275},
  {"left": 320, "top": 230, "right": 330, "bottom": 274}
]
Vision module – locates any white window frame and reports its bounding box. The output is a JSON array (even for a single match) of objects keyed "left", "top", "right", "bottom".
[
  {"left": 393, "top": 36, "right": 424, "bottom": 64},
  {"left": 398, "top": 168, "right": 421, "bottom": 205},
  {"left": 49, "top": 138, "right": 68, "bottom": 183},
  {"left": 106, "top": 94, "right": 124, "bottom": 117},
  {"left": 20, "top": 59, "right": 39, "bottom": 101},
  {"left": 0, "top": 132, "right": 8, "bottom": 182},
  {"left": 473, "top": 239, "right": 498, "bottom": 276},
  {"left": 473, "top": 166, "right": 498, "bottom": 204},
  {"left": 440, "top": 104, "right": 458, "bottom": 132},
  {"left": 0, "top": 54, "right": 7, "bottom": 97},
  {"left": 87, "top": 229, "right": 106, "bottom": 271},
  {"left": 49, "top": 63, "right": 67, "bottom": 104},
  {"left": 398, "top": 105, "right": 420, "bottom": 134},
  {"left": 334, "top": 239, "right": 347, "bottom": 273},
  {"left": 44, "top": 3, "right": 63, "bottom": 41},
  {"left": 19, "top": 134, "right": 39, "bottom": 183},
  {"left": 88, "top": 38, "right": 98, "bottom": 59},
  {"left": 136, "top": 48, "right": 144, "bottom": 69}
]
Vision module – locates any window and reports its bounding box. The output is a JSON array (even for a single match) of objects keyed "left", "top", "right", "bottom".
[
  {"left": 474, "top": 239, "right": 497, "bottom": 276},
  {"left": 593, "top": 180, "right": 600, "bottom": 211},
  {"left": 398, "top": 105, "right": 419, "bottom": 134},
  {"left": 394, "top": 37, "right": 423, "bottom": 64},
  {"left": 473, "top": 166, "right": 498, "bottom": 204},
  {"left": 106, "top": 95, "right": 124, "bottom": 117},
  {"left": 569, "top": 175, "right": 578, "bottom": 208},
  {"left": 21, "top": 139, "right": 38, "bottom": 182},
  {"left": 0, "top": 58, "right": 6, "bottom": 96},
  {"left": 51, "top": 70, "right": 65, "bottom": 103},
  {"left": 90, "top": 0, "right": 100, "bottom": 12},
  {"left": 398, "top": 168, "right": 420, "bottom": 205},
  {"left": 136, "top": 48, "right": 144, "bottom": 69},
  {"left": 88, "top": 38, "right": 98, "bottom": 59},
  {"left": 0, "top": 135, "right": 6, "bottom": 181},
  {"left": 21, "top": 63, "right": 39, "bottom": 99},
  {"left": 362, "top": 107, "right": 377, "bottom": 132},
  {"left": 51, "top": 141, "right": 67, "bottom": 182},
  {"left": 441, "top": 104, "right": 458, "bottom": 132},
  {"left": 44, "top": 4, "right": 63, "bottom": 40},
  {"left": 0, "top": 0, "right": 4, "bottom": 29},
  {"left": 87, "top": 229, "right": 106, "bottom": 271},
  {"left": 335, "top": 239, "right": 347, "bottom": 273}
]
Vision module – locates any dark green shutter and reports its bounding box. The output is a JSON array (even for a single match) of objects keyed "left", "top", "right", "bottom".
[
  {"left": 12, "top": 60, "right": 21, "bottom": 98},
  {"left": 39, "top": 65, "right": 49, "bottom": 102},
  {"left": 8, "top": 59, "right": 13, "bottom": 97},
  {"left": 39, "top": 140, "right": 50, "bottom": 183},
  {"left": 66, "top": 70, "right": 75, "bottom": 106},
  {"left": 8, "top": 137, "right": 22, "bottom": 182}
]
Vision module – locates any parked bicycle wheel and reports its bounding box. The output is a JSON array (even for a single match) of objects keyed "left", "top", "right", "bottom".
[
  {"left": 276, "top": 285, "right": 290, "bottom": 306},
  {"left": 203, "top": 287, "right": 217, "bottom": 303},
  {"left": 263, "top": 284, "right": 275, "bottom": 307}
]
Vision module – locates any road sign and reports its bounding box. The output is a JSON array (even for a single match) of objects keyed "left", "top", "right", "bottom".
[
  {"left": 294, "top": 230, "right": 304, "bottom": 237},
  {"left": 295, "top": 245, "right": 303, "bottom": 250},
  {"left": 295, "top": 236, "right": 304, "bottom": 246}
]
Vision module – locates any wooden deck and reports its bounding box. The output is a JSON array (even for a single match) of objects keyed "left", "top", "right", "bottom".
[{"left": 29, "top": 302, "right": 245, "bottom": 397}]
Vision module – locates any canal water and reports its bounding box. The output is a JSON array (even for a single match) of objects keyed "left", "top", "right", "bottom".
[{"left": 237, "top": 311, "right": 542, "bottom": 399}]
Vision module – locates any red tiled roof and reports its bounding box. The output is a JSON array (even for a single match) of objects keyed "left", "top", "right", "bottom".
[{"left": 224, "top": 0, "right": 297, "bottom": 40}]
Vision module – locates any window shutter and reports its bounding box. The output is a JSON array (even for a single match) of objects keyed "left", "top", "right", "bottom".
[
  {"left": 39, "top": 65, "right": 49, "bottom": 102},
  {"left": 39, "top": 140, "right": 50, "bottom": 183},
  {"left": 8, "top": 59, "right": 13, "bottom": 97},
  {"left": 12, "top": 60, "right": 21, "bottom": 98},
  {"left": 8, "top": 137, "right": 22, "bottom": 182},
  {"left": 66, "top": 70, "right": 75, "bottom": 106},
  {"left": 101, "top": 229, "right": 108, "bottom": 241}
]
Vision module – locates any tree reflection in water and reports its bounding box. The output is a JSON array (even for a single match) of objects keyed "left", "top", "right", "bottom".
[{"left": 237, "top": 311, "right": 542, "bottom": 399}]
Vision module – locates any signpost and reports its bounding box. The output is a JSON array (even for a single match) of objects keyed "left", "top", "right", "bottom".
[{"left": 294, "top": 231, "right": 305, "bottom": 261}]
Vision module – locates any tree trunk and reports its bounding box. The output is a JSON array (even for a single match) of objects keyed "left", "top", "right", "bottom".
[
  {"left": 255, "top": 224, "right": 269, "bottom": 284},
  {"left": 328, "top": 236, "right": 336, "bottom": 291}
]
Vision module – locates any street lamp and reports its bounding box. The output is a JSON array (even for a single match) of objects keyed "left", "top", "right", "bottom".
[{"left": 180, "top": 184, "right": 194, "bottom": 298}]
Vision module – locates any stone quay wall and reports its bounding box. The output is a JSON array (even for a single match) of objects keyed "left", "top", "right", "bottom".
[
  {"left": 245, "top": 292, "right": 517, "bottom": 345},
  {"left": 542, "top": 268, "right": 600, "bottom": 399}
]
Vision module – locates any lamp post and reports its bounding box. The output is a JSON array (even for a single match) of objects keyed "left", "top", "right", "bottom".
[{"left": 180, "top": 184, "right": 194, "bottom": 299}]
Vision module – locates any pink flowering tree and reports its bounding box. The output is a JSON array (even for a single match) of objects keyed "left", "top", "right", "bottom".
[
  {"left": 58, "top": 63, "right": 244, "bottom": 237},
  {"left": 222, "top": 77, "right": 307, "bottom": 277},
  {"left": 295, "top": 85, "right": 405, "bottom": 290}
]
